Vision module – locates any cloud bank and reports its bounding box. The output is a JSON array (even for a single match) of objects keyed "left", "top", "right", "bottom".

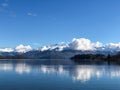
[
  {"left": 39, "top": 38, "right": 120, "bottom": 51},
  {"left": 0, "top": 38, "right": 120, "bottom": 53},
  {"left": 0, "top": 48, "right": 14, "bottom": 52},
  {"left": 69, "top": 38, "right": 102, "bottom": 51},
  {"left": 15, "top": 44, "right": 32, "bottom": 53},
  {"left": 0, "top": 44, "right": 32, "bottom": 53}
]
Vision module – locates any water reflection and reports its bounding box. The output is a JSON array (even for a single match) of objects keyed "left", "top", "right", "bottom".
[
  {"left": 40, "top": 65, "right": 69, "bottom": 75},
  {"left": 72, "top": 66, "right": 102, "bottom": 82},
  {"left": 0, "top": 60, "right": 120, "bottom": 83},
  {"left": 15, "top": 64, "right": 31, "bottom": 74},
  {"left": 0, "top": 64, "right": 13, "bottom": 71}
]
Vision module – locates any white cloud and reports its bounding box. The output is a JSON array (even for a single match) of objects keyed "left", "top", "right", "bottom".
[
  {"left": 0, "top": 48, "right": 14, "bottom": 52},
  {"left": 99, "top": 43, "right": 120, "bottom": 51},
  {"left": 0, "top": 44, "right": 32, "bottom": 53},
  {"left": 69, "top": 38, "right": 97, "bottom": 51},
  {"left": 94, "top": 42, "right": 103, "bottom": 48},
  {"left": 27, "top": 12, "right": 37, "bottom": 17},
  {"left": 68, "top": 38, "right": 120, "bottom": 51},
  {"left": 69, "top": 38, "right": 92, "bottom": 50},
  {"left": 106, "top": 43, "right": 120, "bottom": 49},
  {"left": 1, "top": 38, "right": 120, "bottom": 53},
  {"left": 38, "top": 38, "right": 120, "bottom": 51},
  {"left": 15, "top": 44, "right": 32, "bottom": 53}
]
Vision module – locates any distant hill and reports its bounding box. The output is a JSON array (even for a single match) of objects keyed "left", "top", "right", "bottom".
[{"left": 71, "top": 53, "right": 120, "bottom": 64}]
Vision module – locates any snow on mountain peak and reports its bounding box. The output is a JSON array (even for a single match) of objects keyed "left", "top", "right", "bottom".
[
  {"left": 0, "top": 38, "right": 120, "bottom": 53},
  {"left": 38, "top": 38, "right": 120, "bottom": 52},
  {"left": 15, "top": 44, "right": 32, "bottom": 53},
  {"left": 39, "top": 44, "right": 69, "bottom": 51},
  {"left": 0, "top": 48, "right": 14, "bottom": 52},
  {"left": 0, "top": 45, "right": 32, "bottom": 53}
]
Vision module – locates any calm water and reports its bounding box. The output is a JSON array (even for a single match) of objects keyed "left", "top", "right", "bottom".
[{"left": 0, "top": 59, "right": 120, "bottom": 90}]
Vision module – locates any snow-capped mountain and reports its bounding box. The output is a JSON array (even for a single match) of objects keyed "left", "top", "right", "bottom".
[
  {"left": 0, "top": 44, "right": 32, "bottom": 53},
  {"left": 0, "top": 45, "right": 32, "bottom": 56},
  {"left": 38, "top": 43, "right": 69, "bottom": 51},
  {"left": 0, "top": 38, "right": 120, "bottom": 59},
  {"left": 38, "top": 38, "right": 120, "bottom": 53}
]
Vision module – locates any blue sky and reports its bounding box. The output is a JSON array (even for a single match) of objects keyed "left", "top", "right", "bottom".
[{"left": 0, "top": 0, "right": 120, "bottom": 48}]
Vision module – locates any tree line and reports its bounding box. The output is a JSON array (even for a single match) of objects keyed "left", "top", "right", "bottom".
[{"left": 71, "top": 53, "right": 120, "bottom": 64}]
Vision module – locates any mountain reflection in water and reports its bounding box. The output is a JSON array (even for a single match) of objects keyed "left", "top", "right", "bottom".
[{"left": 0, "top": 60, "right": 120, "bottom": 83}]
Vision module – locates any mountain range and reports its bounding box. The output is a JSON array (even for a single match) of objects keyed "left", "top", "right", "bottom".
[{"left": 0, "top": 38, "right": 120, "bottom": 59}]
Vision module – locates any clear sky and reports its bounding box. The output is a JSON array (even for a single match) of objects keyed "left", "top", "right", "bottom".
[{"left": 0, "top": 0, "right": 120, "bottom": 48}]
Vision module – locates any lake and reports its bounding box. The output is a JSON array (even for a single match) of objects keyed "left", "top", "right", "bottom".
[{"left": 0, "top": 59, "right": 120, "bottom": 90}]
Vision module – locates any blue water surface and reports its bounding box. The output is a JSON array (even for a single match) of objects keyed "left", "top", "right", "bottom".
[{"left": 0, "top": 59, "right": 119, "bottom": 90}]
